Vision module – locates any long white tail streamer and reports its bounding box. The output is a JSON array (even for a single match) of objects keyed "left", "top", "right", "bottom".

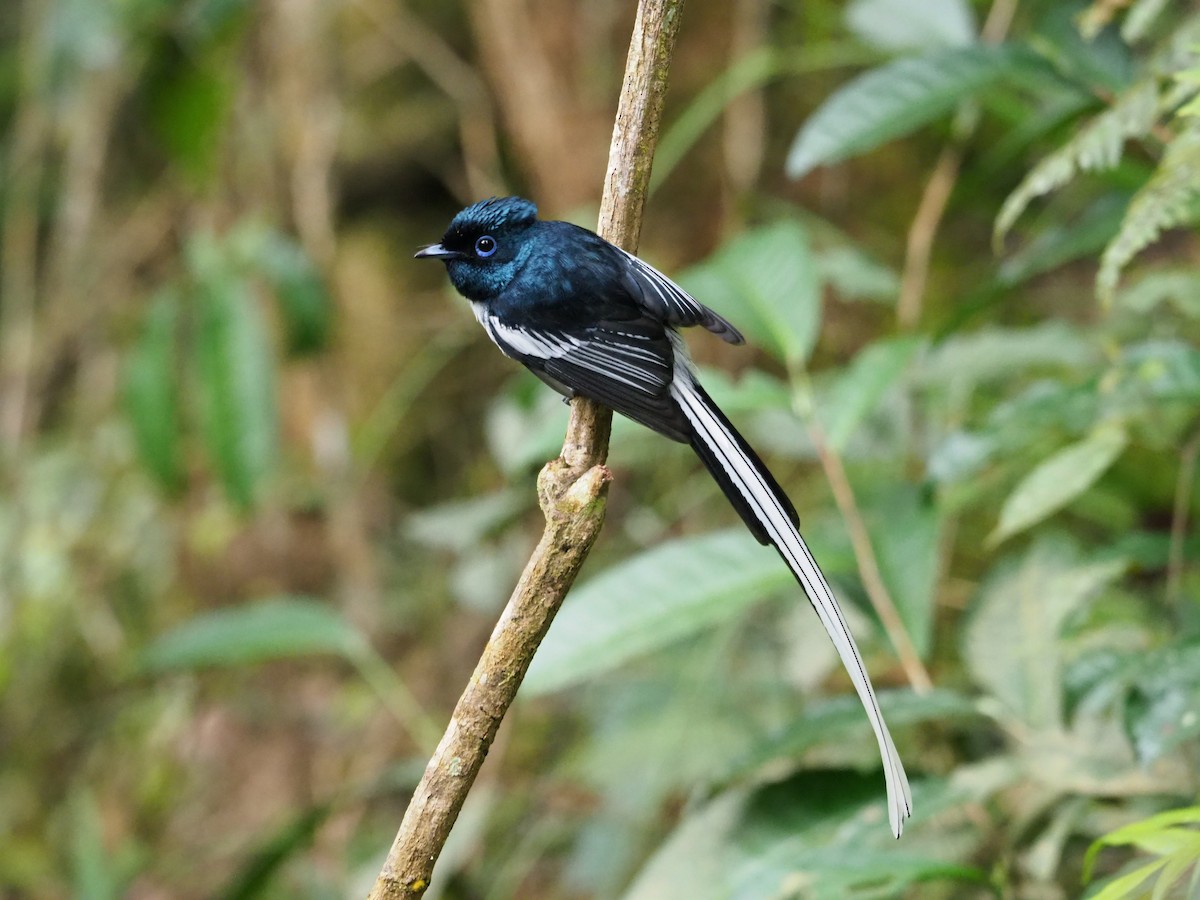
[{"left": 670, "top": 374, "right": 913, "bottom": 837}]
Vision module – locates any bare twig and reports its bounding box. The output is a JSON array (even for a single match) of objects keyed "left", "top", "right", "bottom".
[
  {"left": 366, "top": 3, "right": 684, "bottom": 897},
  {"left": 1167, "top": 428, "right": 1200, "bottom": 607},
  {"left": 896, "top": 146, "right": 960, "bottom": 331},
  {"left": 0, "top": 0, "right": 50, "bottom": 456},
  {"left": 894, "top": 0, "right": 1018, "bottom": 330}
]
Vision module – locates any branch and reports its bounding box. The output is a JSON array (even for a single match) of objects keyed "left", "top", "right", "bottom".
[{"left": 366, "top": 3, "right": 684, "bottom": 897}]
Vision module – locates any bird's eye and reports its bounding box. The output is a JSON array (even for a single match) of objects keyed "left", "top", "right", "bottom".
[{"left": 474, "top": 235, "right": 497, "bottom": 258}]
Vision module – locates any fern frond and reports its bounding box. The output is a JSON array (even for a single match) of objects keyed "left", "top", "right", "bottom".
[
  {"left": 1097, "top": 123, "right": 1200, "bottom": 303},
  {"left": 995, "top": 81, "right": 1162, "bottom": 245}
]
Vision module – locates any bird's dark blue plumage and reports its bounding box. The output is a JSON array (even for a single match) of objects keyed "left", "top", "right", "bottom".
[{"left": 416, "top": 196, "right": 912, "bottom": 837}]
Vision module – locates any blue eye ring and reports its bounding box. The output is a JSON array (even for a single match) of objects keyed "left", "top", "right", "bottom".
[{"left": 474, "top": 235, "right": 498, "bottom": 258}]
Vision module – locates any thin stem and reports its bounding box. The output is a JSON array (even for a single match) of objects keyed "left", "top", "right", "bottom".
[
  {"left": 365, "top": 3, "right": 684, "bottom": 896},
  {"left": 1167, "top": 429, "right": 1200, "bottom": 607},
  {"left": 801, "top": 396, "right": 933, "bottom": 693},
  {"left": 0, "top": 0, "right": 50, "bottom": 457},
  {"left": 897, "top": 145, "right": 961, "bottom": 331},
  {"left": 894, "top": 0, "right": 1018, "bottom": 331}
]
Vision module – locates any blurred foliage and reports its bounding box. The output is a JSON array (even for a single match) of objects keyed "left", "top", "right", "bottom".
[{"left": 2, "top": 0, "right": 1200, "bottom": 898}]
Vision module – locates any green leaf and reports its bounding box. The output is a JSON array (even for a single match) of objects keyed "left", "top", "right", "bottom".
[
  {"left": 70, "top": 789, "right": 127, "bottom": 900},
  {"left": 845, "top": 0, "right": 976, "bottom": 52},
  {"left": 865, "top": 483, "right": 940, "bottom": 657},
  {"left": 220, "top": 802, "right": 334, "bottom": 900},
  {"left": 963, "top": 536, "right": 1126, "bottom": 729},
  {"left": 997, "top": 195, "right": 1128, "bottom": 287},
  {"left": 139, "top": 596, "right": 364, "bottom": 671},
  {"left": 255, "top": 231, "right": 333, "bottom": 356},
  {"left": 1117, "top": 269, "right": 1200, "bottom": 318},
  {"left": 522, "top": 530, "right": 797, "bottom": 696},
  {"left": 679, "top": 220, "right": 821, "bottom": 365},
  {"left": 1031, "top": 4, "right": 1134, "bottom": 94},
  {"left": 191, "top": 242, "right": 279, "bottom": 510},
  {"left": 917, "top": 322, "right": 1100, "bottom": 391},
  {"left": 1086, "top": 858, "right": 1167, "bottom": 900},
  {"left": 651, "top": 44, "right": 879, "bottom": 193},
  {"left": 990, "top": 425, "right": 1129, "bottom": 545},
  {"left": 180, "top": 0, "right": 254, "bottom": 44},
  {"left": 1084, "top": 806, "right": 1200, "bottom": 897},
  {"left": 1131, "top": 686, "right": 1200, "bottom": 763},
  {"left": 820, "top": 337, "right": 922, "bottom": 452},
  {"left": 405, "top": 489, "right": 527, "bottom": 553},
  {"left": 124, "top": 290, "right": 184, "bottom": 492},
  {"left": 623, "top": 791, "right": 747, "bottom": 900},
  {"left": 728, "top": 769, "right": 995, "bottom": 899},
  {"left": 813, "top": 241, "right": 900, "bottom": 304},
  {"left": 1116, "top": 340, "right": 1200, "bottom": 403},
  {"left": 145, "top": 49, "right": 233, "bottom": 182},
  {"left": 787, "top": 44, "right": 1032, "bottom": 178}
]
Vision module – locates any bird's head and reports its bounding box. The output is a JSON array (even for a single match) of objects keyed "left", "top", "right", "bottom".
[{"left": 415, "top": 196, "right": 539, "bottom": 301}]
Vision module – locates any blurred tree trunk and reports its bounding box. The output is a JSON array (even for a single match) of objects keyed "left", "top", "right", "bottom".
[{"left": 470, "top": 0, "right": 616, "bottom": 211}]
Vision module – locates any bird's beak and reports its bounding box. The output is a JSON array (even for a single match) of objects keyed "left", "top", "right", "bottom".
[{"left": 414, "top": 243, "right": 461, "bottom": 260}]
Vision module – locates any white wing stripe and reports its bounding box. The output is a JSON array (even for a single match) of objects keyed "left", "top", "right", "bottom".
[
  {"left": 569, "top": 347, "right": 660, "bottom": 394},
  {"left": 485, "top": 316, "right": 579, "bottom": 360}
]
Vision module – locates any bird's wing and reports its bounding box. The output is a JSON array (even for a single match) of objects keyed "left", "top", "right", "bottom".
[
  {"left": 617, "top": 249, "right": 744, "bottom": 344},
  {"left": 478, "top": 310, "right": 690, "bottom": 442}
]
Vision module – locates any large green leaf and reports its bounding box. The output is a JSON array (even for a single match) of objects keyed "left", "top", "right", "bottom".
[
  {"left": 191, "top": 241, "right": 279, "bottom": 509},
  {"left": 865, "top": 483, "right": 940, "bottom": 657},
  {"left": 963, "top": 536, "right": 1126, "bottom": 729},
  {"left": 1068, "top": 641, "right": 1200, "bottom": 764},
  {"left": 139, "top": 596, "right": 364, "bottom": 671},
  {"left": 145, "top": 50, "right": 233, "bottom": 182},
  {"left": 522, "top": 530, "right": 800, "bottom": 696},
  {"left": 678, "top": 220, "right": 821, "bottom": 366},
  {"left": 123, "top": 290, "right": 184, "bottom": 492},
  {"left": 990, "top": 425, "right": 1129, "bottom": 545},
  {"left": 787, "top": 44, "right": 1032, "bottom": 179},
  {"left": 916, "top": 322, "right": 1100, "bottom": 391},
  {"left": 820, "top": 336, "right": 922, "bottom": 452},
  {"left": 250, "top": 229, "right": 333, "bottom": 357},
  {"left": 845, "top": 0, "right": 976, "bottom": 52}
]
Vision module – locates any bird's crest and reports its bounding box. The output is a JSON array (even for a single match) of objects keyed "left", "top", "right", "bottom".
[{"left": 448, "top": 196, "right": 538, "bottom": 236}]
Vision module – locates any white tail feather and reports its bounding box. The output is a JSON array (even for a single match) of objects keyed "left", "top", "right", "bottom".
[{"left": 671, "top": 375, "right": 913, "bottom": 837}]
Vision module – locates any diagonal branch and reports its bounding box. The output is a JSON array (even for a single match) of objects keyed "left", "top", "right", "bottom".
[{"left": 366, "top": 3, "right": 685, "bottom": 897}]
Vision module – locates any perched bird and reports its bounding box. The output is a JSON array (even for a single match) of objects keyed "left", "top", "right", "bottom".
[{"left": 416, "top": 196, "right": 913, "bottom": 836}]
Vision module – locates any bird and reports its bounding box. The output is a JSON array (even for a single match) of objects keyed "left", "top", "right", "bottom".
[{"left": 415, "top": 196, "right": 913, "bottom": 837}]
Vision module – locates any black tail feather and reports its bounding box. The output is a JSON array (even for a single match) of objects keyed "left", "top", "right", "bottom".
[{"left": 683, "top": 380, "right": 800, "bottom": 545}]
